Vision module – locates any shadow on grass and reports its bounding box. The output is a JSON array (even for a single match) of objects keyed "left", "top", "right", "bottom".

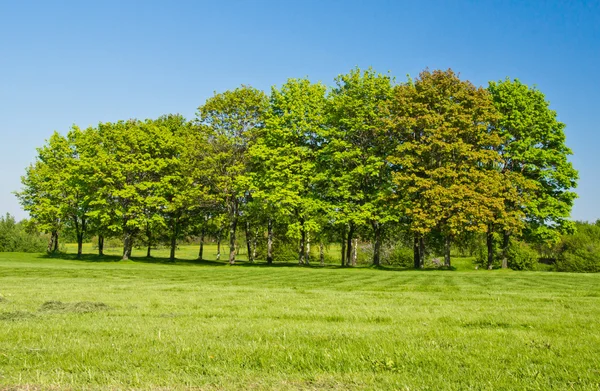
[{"left": 40, "top": 252, "right": 458, "bottom": 271}]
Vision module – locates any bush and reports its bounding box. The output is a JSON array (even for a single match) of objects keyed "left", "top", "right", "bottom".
[
  {"left": 555, "top": 221, "right": 600, "bottom": 273},
  {"left": 506, "top": 241, "right": 538, "bottom": 271},
  {"left": 0, "top": 213, "right": 47, "bottom": 253}
]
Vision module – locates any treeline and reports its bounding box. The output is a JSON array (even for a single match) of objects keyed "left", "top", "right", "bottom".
[
  {"left": 16, "top": 68, "right": 578, "bottom": 269},
  {"left": 0, "top": 213, "right": 47, "bottom": 253}
]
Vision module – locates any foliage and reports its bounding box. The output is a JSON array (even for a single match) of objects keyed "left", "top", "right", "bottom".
[
  {"left": 0, "top": 214, "right": 46, "bottom": 252},
  {"left": 505, "top": 240, "right": 539, "bottom": 270},
  {"left": 555, "top": 221, "right": 600, "bottom": 272},
  {"left": 15, "top": 67, "right": 578, "bottom": 269},
  {"left": 488, "top": 78, "right": 578, "bottom": 243}
]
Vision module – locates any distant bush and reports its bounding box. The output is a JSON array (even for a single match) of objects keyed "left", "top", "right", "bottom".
[
  {"left": 506, "top": 241, "right": 538, "bottom": 271},
  {"left": 555, "top": 221, "right": 600, "bottom": 273},
  {"left": 0, "top": 213, "right": 46, "bottom": 253},
  {"left": 386, "top": 246, "right": 414, "bottom": 267}
]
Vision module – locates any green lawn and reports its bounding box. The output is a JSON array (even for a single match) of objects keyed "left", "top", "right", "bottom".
[{"left": 0, "top": 251, "right": 599, "bottom": 390}]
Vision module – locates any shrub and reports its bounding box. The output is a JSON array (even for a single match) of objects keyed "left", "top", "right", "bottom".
[
  {"left": 506, "top": 241, "right": 538, "bottom": 271},
  {"left": 555, "top": 221, "right": 600, "bottom": 273},
  {"left": 0, "top": 213, "right": 46, "bottom": 253}
]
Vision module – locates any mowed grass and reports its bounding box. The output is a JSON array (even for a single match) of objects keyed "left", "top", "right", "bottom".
[{"left": 0, "top": 250, "right": 599, "bottom": 390}]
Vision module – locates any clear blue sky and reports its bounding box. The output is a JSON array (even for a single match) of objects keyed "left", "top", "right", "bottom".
[{"left": 1, "top": 0, "right": 598, "bottom": 221}]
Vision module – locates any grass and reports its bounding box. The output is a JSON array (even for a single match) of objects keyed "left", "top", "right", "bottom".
[{"left": 0, "top": 249, "right": 599, "bottom": 390}]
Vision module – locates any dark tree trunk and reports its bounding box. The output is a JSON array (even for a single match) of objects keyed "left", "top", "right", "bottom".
[
  {"left": 319, "top": 242, "right": 324, "bottom": 266},
  {"left": 146, "top": 223, "right": 152, "bottom": 257},
  {"left": 346, "top": 223, "right": 354, "bottom": 266},
  {"left": 267, "top": 218, "right": 273, "bottom": 264},
  {"left": 245, "top": 221, "right": 253, "bottom": 263},
  {"left": 413, "top": 234, "right": 420, "bottom": 269},
  {"left": 53, "top": 231, "right": 59, "bottom": 253},
  {"left": 444, "top": 235, "right": 452, "bottom": 267},
  {"left": 98, "top": 235, "right": 104, "bottom": 256},
  {"left": 169, "top": 235, "right": 176, "bottom": 262},
  {"left": 77, "top": 233, "right": 84, "bottom": 258},
  {"left": 198, "top": 228, "right": 205, "bottom": 261},
  {"left": 372, "top": 222, "right": 382, "bottom": 266},
  {"left": 487, "top": 225, "right": 494, "bottom": 270},
  {"left": 501, "top": 231, "right": 510, "bottom": 269},
  {"left": 229, "top": 216, "right": 238, "bottom": 265},
  {"left": 169, "top": 218, "right": 179, "bottom": 262}
]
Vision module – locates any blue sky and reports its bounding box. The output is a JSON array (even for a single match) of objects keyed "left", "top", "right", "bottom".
[{"left": 1, "top": 0, "right": 598, "bottom": 221}]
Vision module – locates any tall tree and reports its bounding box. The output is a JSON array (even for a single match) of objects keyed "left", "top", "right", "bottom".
[
  {"left": 488, "top": 79, "right": 578, "bottom": 267},
  {"left": 16, "top": 132, "right": 68, "bottom": 253},
  {"left": 195, "top": 86, "right": 268, "bottom": 265},
  {"left": 389, "top": 69, "right": 505, "bottom": 268},
  {"left": 250, "top": 78, "right": 328, "bottom": 264},
  {"left": 325, "top": 67, "right": 396, "bottom": 266}
]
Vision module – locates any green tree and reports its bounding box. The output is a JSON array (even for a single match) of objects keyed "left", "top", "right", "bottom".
[
  {"left": 325, "top": 68, "right": 396, "bottom": 266},
  {"left": 16, "top": 132, "right": 71, "bottom": 253},
  {"left": 195, "top": 86, "right": 269, "bottom": 265},
  {"left": 250, "top": 78, "right": 328, "bottom": 264},
  {"left": 390, "top": 69, "right": 504, "bottom": 268},
  {"left": 488, "top": 79, "right": 578, "bottom": 267}
]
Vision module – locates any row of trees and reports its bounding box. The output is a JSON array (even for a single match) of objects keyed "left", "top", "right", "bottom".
[{"left": 16, "top": 68, "right": 578, "bottom": 268}]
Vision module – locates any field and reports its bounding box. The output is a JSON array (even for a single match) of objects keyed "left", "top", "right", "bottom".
[{"left": 1, "top": 248, "right": 599, "bottom": 390}]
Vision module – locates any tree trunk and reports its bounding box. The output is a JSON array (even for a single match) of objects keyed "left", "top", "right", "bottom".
[
  {"left": 352, "top": 238, "right": 358, "bottom": 266},
  {"left": 346, "top": 223, "right": 354, "bottom": 266},
  {"left": 413, "top": 234, "right": 420, "bottom": 269},
  {"left": 372, "top": 222, "right": 382, "bottom": 266},
  {"left": 76, "top": 233, "right": 84, "bottom": 258},
  {"left": 146, "top": 223, "right": 152, "bottom": 258},
  {"left": 486, "top": 225, "right": 494, "bottom": 270},
  {"left": 501, "top": 231, "right": 510, "bottom": 269},
  {"left": 98, "top": 235, "right": 104, "bottom": 256},
  {"left": 53, "top": 231, "right": 59, "bottom": 253},
  {"left": 245, "top": 221, "right": 253, "bottom": 263},
  {"left": 198, "top": 228, "right": 205, "bottom": 261},
  {"left": 47, "top": 231, "right": 57, "bottom": 254},
  {"left": 229, "top": 216, "right": 238, "bottom": 265},
  {"left": 170, "top": 234, "right": 176, "bottom": 262},
  {"left": 122, "top": 231, "right": 132, "bottom": 261},
  {"left": 444, "top": 235, "right": 452, "bottom": 267},
  {"left": 320, "top": 242, "right": 324, "bottom": 266},
  {"left": 267, "top": 218, "right": 273, "bottom": 264},
  {"left": 216, "top": 229, "right": 222, "bottom": 260}
]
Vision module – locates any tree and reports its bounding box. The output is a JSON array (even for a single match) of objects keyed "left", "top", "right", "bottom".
[
  {"left": 16, "top": 132, "right": 71, "bottom": 253},
  {"left": 195, "top": 86, "right": 269, "bottom": 265},
  {"left": 488, "top": 79, "right": 578, "bottom": 267},
  {"left": 250, "top": 78, "right": 328, "bottom": 264},
  {"left": 325, "top": 67, "right": 396, "bottom": 266},
  {"left": 389, "top": 69, "right": 505, "bottom": 268}
]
